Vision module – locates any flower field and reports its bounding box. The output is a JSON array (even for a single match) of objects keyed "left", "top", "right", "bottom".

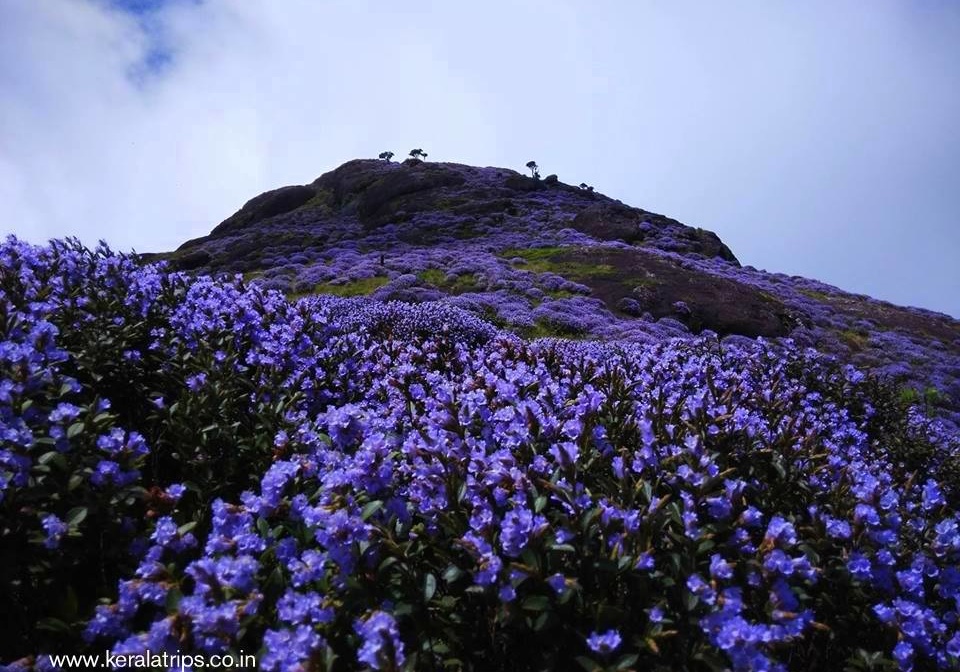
[{"left": 2, "top": 236, "right": 959, "bottom": 670}]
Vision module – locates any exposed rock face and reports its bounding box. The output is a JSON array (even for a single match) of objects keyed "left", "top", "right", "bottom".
[
  {"left": 571, "top": 203, "right": 739, "bottom": 264},
  {"left": 355, "top": 165, "right": 467, "bottom": 224},
  {"left": 548, "top": 247, "right": 789, "bottom": 337},
  {"left": 210, "top": 185, "right": 317, "bottom": 236},
  {"left": 157, "top": 157, "right": 960, "bottom": 425}
]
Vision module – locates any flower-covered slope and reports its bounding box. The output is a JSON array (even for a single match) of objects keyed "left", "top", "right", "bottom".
[
  {"left": 155, "top": 158, "right": 960, "bottom": 428},
  {"left": 3, "top": 238, "right": 960, "bottom": 671}
]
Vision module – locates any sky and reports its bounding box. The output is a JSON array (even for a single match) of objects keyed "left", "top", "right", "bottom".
[{"left": 2, "top": 1, "right": 958, "bottom": 317}]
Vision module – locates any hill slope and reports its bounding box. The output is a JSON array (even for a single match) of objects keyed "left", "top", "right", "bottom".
[{"left": 156, "top": 157, "right": 960, "bottom": 426}]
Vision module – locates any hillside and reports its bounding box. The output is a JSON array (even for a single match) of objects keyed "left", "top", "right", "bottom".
[
  {"left": 4, "top": 169, "right": 960, "bottom": 669},
  {"left": 157, "top": 157, "right": 960, "bottom": 428}
]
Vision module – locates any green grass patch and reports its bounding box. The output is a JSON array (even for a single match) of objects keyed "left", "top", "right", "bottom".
[
  {"left": 434, "top": 197, "right": 468, "bottom": 210},
  {"left": 293, "top": 188, "right": 335, "bottom": 214},
  {"left": 418, "top": 269, "right": 446, "bottom": 285},
  {"left": 502, "top": 246, "right": 569, "bottom": 262},
  {"left": 543, "top": 289, "right": 576, "bottom": 300},
  {"left": 800, "top": 289, "right": 833, "bottom": 302},
  {"left": 417, "top": 270, "right": 479, "bottom": 292},
  {"left": 838, "top": 329, "right": 870, "bottom": 351},
  {"left": 501, "top": 247, "right": 617, "bottom": 279},
  {"left": 518, "top": 318, "right": 587, "bottom": 340},
  {"left": 290, "top": 276, "right": 389, "bottom": 300}
]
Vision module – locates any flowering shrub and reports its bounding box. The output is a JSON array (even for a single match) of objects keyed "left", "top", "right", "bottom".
[{"left": 2, "top": 237, "right": 960, "bottom": 671}]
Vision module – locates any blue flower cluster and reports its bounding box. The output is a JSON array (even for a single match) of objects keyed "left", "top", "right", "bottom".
[{"left": 2, "top": 236, "right": 959, "bottom": 671}]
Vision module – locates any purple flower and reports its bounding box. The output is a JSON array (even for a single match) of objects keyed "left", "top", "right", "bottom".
[
  {"left": 824, "top": 516, "right": 852, "bottom": 540},
  {"left": 687, "top": 573, "right": 717, "bottom": 605},
  {"left": 635, "top": 551, "right": 655, "bottom": 571},
  {"left": 186, "top": 372, "right": 208, "bottom": 391},
  {"left": 710, "top": 554, "right": 734, "bottom": 580},
  {"left": 41, "top": 513, "right": 67, "bottom": 549},
  {"left": 765, "top": 516, "right": 797, "bottom": 547},
  {"left": 48, "top": 402, "right": 81, "bottom": 424},
  {"left": 547, "top": 573, "right": 567, "bottom": 594},
  {"left": 261, "top": 625, "right": 325, "bottom": 671},
  {"left": 150, "top": 516, "right": 178, "bottom": 547},
  {"left": 355, "top": 611, "right": 406, "bottom": 670},
  {"left": 586, "top": 629, "right": 621, "bottom": 656},
  {"left": 922, "top": 480, "right": 944, "bottom": 511},
  {"left": 892, "top": 641, "right": 913, "bottom": 671},
  {"left": 740, "top": 506, "right": 764, "bottom": 528},
  {"left": 500, "top": 508, "right": 546, "bottom": 557},
  {"left": 276, "top": 590, "right": 334, "bottom": 625},
  {"left": 848, "top": 553, "right": 873, "bottom": 581}
]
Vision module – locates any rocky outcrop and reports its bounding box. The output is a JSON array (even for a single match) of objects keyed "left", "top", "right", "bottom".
[
  {"left": 210, "top": 185, "right": 317, "bottom": 236},
  {"left": 548, "top": 246, "right": 788, "bottom": 337},
  {"left": 356, "top": 166, "right": 466, "bottom": 224},
  {"left": 571, "top": 203, "right": 740, "bottom": 264}
]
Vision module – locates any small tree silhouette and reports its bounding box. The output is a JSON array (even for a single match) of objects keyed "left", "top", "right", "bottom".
[
  {"left": 378, "top": 151, "right": 394, "bottom": 162},
  {"left": 526, "top": 161, "right": 540, "bottom": 179},
  {"left": 579, "top": 182, "right": 595, "bottom": 192},
  {"left": 409, "top": 149, "right": 427, "bottom": 160}
]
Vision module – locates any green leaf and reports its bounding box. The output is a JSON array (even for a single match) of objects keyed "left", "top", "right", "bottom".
[
  {"left": 361, "top": 500, "right": 384, "bottom": 521},
  {"left": 35, "top": 617, "right": 71, "bottom": 634},
  {"left": 424, "top": 573, "right": 437, "bottom": 601},
  {"left": 615, "top": 653, "right": 639, "bottom": 670},
  {"left": 533, "top": 494, "right": 548, "bottom": 513},
  {"left": 532, "top": 611, "right": 550, "bottom": 631},
  {"left": 178, "top": 521, "right": 198, "bottom": 535},
  {"left": 38, "top": 451, "right": 65, "bottom": 468},
  {"left": 520, "top": 549, "right": 541, "bottom": 572},
  {"left": 67, "top": 422, "right": 84, "bottom": 439},
  {"left": 265, "top": 566, "right": 284, "bottom": 593},
  {"left": 165, "top": 587, "right": 183, "bottom": 611},
  {"left": 693, "top": 651, "right": 732, "bottom": 672},
  {"left": 442, "top": 565, "right": 464, "bottom": 584},
  {"left": 65, "top": 506, "right": 88, "bottom": 528},
  {"left": 522, "top": 595, "right": 551, "bottom": 612},
  {"left": 575, "top": 656, "right": 601, "bottom": 672},
  {"left": 379, "top": 556, "right": 399, "bottom": 572},
  {"left": 256, "top": 517, "right": 270, "bottom": 538}
]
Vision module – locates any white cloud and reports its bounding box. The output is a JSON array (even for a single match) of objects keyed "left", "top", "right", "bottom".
[{"left": 1, "top": 0, "right": 958, "bottom": 315}]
